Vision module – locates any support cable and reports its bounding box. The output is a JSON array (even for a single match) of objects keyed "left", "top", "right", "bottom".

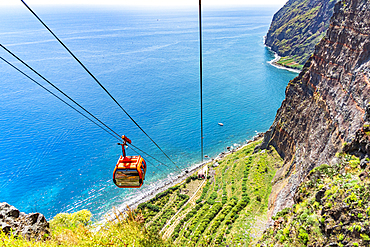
[
  {"left": 1, "top": 43, "right": 122, "bottom": 141},
  {"left": 199, "top": 0, "right": 204, "bottom": 163},
  {"left": 126, "top": 145, "right": 165, "bottom": 173},
  {"left": 128, "top": 143, "right": 172, "bottom": 170},
  {"left": 21, "top": 0, "right": 177, "bottom": 167},
  {"left": 0, "top": 56, "right": 121, "bottom": 143},
  {"left": 0, "top": 45, "right": 172, "bottom": 169}
]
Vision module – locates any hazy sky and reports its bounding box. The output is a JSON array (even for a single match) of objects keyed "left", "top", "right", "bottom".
[{"left": 1, "top": 0, "right": 287, "bottom": 6}]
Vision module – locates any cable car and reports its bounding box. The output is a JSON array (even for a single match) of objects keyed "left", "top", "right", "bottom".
[{"left": 113, "top": 135, "right": 146, "bottom": 188}]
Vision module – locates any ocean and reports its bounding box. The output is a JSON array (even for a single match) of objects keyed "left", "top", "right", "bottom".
[{"left": 0, "top": 5, "right": 297, "bottom": 219}]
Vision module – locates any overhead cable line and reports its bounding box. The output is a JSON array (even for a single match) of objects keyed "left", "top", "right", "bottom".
[
  {"left": 1, "top": 43, "right": 122, "bottom": 141},
  {"left": 21, "top": 0, "right": 177, "bottom": 167},
  {"left": 127, "top": 145, "right": 165, "bottom": 173},
  {"left": 0, "top": 45, "right": 171, "bottom": 169},
  {"left": 0, "top": 56, "right": 121, "bottom": 143},
  {"left": 199, "top": 0, "right": 204, "bottom": 163},
  {"left": 128, "top": 143, "right": 171, "bottom": 170}
]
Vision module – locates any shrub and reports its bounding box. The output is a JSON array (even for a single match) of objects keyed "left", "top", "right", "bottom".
[
  {"left": 346, "top": 192, "right": 358, "bottom": 203},
  {"left": 361, "top": 233, "right": 370, "bottom": 241},
  {"left": 272, "top": 207, "right": 290, "bottom": 220},
  {"left": 366, "top": 207, "right": 370, "bottom": 216},
  {"left": 355, "top": 224, "right": 362, "bottom": 232},
  {"left": 338, "top": 234, "right": 344, "bottom": 241},
  {"left": 197, "top": 182, "right": 210, "bottom": 203},
  {"left": 349, "top": 159, "right": 360, "bottom": 168},
  {"left": 298, "top": 228, "right": 308, "bottom": 244},
  {"left": 207, "top": 192, "right": 218, "bottom": 205},
  {"left": 51, "top": 209, "right": 92, "bottom": 229},
  {"left": 283, "top": 227, "right": 290, "bottom": 236},
  {"left": 8, "top": 208, "right": 170, "bottom": 247},
  {"left": 146, "top": 203, "right": 160, "bottom": 212},
  {"left": 178, "top": 193, "right": 189, "bottom": 200},
  {"left": 138, "top": 202, "right": 147, "bottom": 210},
  {"left": 242, "top": 193, "right": 250, "bottom": 203}
]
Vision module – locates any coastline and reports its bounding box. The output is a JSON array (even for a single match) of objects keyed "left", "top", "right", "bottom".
[
  {"left": 265, "top": 45, "right": 301, "bottom": 74},
  {"left": 102, "top": 132, "right": 264, "bottom": 223},
  {"left": 97, "top": 39, "right": 292, "bottom": 226}
]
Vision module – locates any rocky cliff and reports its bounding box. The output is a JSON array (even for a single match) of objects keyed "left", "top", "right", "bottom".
[
  {"left": 260, "top": 0, "right": 370, "bottom": 217},
  {"left": 265, "top": 0, "right": 337, "bottom": 69},
  {"left": 0, "top": 202, "right": 49, "bottom": 240},
  {"left": 260, "top": 157, "right": 370, "bottom": 246}
]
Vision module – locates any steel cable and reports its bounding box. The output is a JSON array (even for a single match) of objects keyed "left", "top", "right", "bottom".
[
  {"left": 21, "top": 0, "right": 177, "bottom": 167},
  {"left": 0, "top": 46, "right": 172, "bottom": 170}
]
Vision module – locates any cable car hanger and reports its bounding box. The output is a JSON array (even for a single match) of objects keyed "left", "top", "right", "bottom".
[
  {"left": 20, "top": 0, "right": 177, "bottom": 167},
  {"left": 9, "top": 0, "right": 206, "bottom": 188},
  {"left": 113, "top": 135, "right": 147, "bottom": 188},
  {"left": 0, "top": 47, "right": 167, "bottom": 186}
]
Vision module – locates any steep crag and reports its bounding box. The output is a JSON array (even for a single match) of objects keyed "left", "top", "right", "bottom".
[
  {"left": 265, "top": 0, "right": 337, "bottom": 69},
  {"left": 260, "top": 0, "right": 370, "bottom": 217},
  {"left": 0, "top": 202, "right": 49, "bottom": 240}
]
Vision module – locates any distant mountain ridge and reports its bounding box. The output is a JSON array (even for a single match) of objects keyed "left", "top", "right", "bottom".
[{"left": 265, "top": 0, "right": 337, "bottom": 70}]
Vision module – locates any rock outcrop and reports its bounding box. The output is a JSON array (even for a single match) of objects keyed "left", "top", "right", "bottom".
[
  {"left": 0, "top": 202, "right": 50, "bottom": 240},
  {"left": 259, "top": 159, "right": 370, "bottom": 246},
  {"left": 260, "top": 0, "right": 370, "bottom": 217},
  {"left": 265, "top": 0, "right": 337, "bottom": 68}
]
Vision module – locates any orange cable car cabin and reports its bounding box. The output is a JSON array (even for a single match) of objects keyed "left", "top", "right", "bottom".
[{"left": 113, "top": 135, "right": 147, "bottom": 188}]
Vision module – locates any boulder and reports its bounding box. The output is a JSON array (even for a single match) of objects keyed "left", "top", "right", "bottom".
[{"left": 0, "top": 202, "right": 49, "bottom": 240}]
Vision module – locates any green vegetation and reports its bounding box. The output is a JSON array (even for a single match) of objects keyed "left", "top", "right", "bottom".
[
  {"left": 277, "top": 56, "right": 304, "bottom": 70},
  {"left": 266, "top": 0, "right": 337, "bottom": 69},
  {"left": 0, "top": 208, "right": 169, "bottom": 247},
  {"left": 1, "top": 139, "right": 283, "bottom": 246},
  {"left": 164, "top": 140, "right": 283, "bottom": 246},
  {"left": 259, "top": 154, "right": 370, "bottom": 246}
]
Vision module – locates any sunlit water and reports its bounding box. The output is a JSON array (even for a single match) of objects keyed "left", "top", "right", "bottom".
[{"left": 0, "top": 5, "right": 297, "bottom": 219}]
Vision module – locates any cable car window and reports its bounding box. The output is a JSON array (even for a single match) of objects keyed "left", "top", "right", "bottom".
[{"left": 114, "top": 169, "right": 140, "bottom": 187}]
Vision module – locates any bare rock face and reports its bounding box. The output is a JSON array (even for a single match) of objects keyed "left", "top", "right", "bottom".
[
  {"left": 0, "top": 202, "right": 50, "bottom": 240},
  {"left": 260, "top": 0, "right": 370, "bottom": 217}
]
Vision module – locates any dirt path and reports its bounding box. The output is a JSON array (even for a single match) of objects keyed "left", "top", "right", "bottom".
[
  {"left": 161, "top": 205, "right": 193, "bottom": 239},
  {"left": 160, "top": 168, "right": 208, "bottom": 238}
]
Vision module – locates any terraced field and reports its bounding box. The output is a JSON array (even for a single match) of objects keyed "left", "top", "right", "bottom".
[{"left": 136, "top": 140, "right": 283, "bottom": 246}]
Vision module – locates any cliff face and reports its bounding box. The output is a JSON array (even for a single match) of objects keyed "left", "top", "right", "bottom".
[
  {"left": 265, "top": 0, "right": 337, "bottom": 68},
  {"left": 261, "top": 0, "right": 370, "bottom": 216},
  {"left": 0, "top": 202, "right": 49, "bottom": 240},
  {"left": 260, "top": 158, "right": 370, "bottom": 246}
]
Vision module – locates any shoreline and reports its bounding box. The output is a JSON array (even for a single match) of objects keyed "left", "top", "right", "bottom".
[
  {"left": 97, "top": 40, "right": 288, "bottom": 226},
  {"left": 102, "top": 132, "right": 264, "bottom": 223},
  {"left": 265, "top": 44, "right": 301, "bottom": 74}
]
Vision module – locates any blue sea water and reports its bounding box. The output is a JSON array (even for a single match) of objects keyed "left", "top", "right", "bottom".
[{"left": 0, "top": 5, "right": 297, "bottom": 219}]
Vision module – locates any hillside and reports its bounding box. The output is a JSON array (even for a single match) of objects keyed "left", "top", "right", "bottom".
[
  {"left": 0, "top": 139, "right": 283, "bottom": 246},
  {"left": 259, "top": 154, "right": 370, "bottom": 246},
  {"left": 265, "top": 0, "right": 337, "bottom": 70},
  {"left": 259, "top": 0, "right": 370, "bottom": 225},
  {"left": 0, "top": 207, "right": 170, "bottom": 246},
  {"left": 3, "top": 0, "right": 370, "bottom": 245},
  {"left": 140, "top": 140, "right": 283, "bottom": 246}
]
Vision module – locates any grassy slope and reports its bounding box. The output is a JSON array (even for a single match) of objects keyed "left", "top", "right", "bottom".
[
  {"left": 259, "top": 153, "right": 370, "bottom": 247},
  {"left": 141, "top": 140, "right": 283, "bottom": 246},
  {"left": 265, "top": 0, "right": 337, "bottom": 70},
  {"left": 276, "top": 56, "right": 305, "bottom": 70},
  {"left": 0, "top": 209, "right": 170, "bottom": 247},
  {"left": 2, "top": 140, "right": 283, "bottom": 246}
]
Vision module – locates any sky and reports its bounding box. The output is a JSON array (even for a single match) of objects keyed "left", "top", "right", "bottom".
[{"left": 0, "top": 0, "right": 287, "bottom": 6}]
